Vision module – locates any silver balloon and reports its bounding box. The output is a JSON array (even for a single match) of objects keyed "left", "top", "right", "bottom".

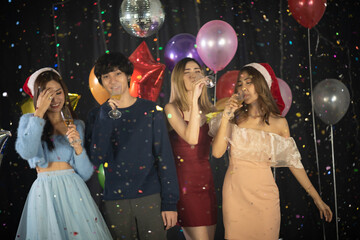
[
  {"left": 119, "top": 0, "right": 165, "bottom": 38},
  {"left": 313, "top": 79, "right": 350, "bottom": 125},
  {"left": 0, "top": 129, "right": 11, "bottom": 166}
]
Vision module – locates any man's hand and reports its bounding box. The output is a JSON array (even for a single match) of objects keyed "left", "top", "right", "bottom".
[{"left": 161, "top": 211, "right": 177, "bottom": 230}]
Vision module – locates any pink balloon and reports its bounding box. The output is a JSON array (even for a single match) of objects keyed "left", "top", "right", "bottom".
[
  {"left": 277, "top": 78, "right": 292, "bottom": 116},
  {"left": 196, "top": 20, "right": 238, "bottom": 73}
]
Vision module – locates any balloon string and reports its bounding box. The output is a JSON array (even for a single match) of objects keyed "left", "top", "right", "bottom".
[
  {"left": 213, "top": 73, "right": 217, "bottom": 106},
  {"left": 272, "top": 166, "right": 276, "bottom": 180},
  {"left": 330, "top": 125, "right": 339, "bottom": 240},
  {"left": 308, "top": 28, "right": 326, "bottom": 240}
]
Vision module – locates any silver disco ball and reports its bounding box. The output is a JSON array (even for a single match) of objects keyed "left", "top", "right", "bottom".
[{"left": 119, "top": 0, "right": 165, "bottom": 38}]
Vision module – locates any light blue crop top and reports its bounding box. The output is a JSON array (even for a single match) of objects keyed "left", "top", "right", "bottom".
[{"left": 15, "top": 113, "right": 93, "bottom": 181}]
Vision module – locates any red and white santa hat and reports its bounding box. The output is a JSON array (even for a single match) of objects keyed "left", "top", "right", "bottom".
[
  {"left": 23, "top": 67, "right": 60, "bottom": 98},
  {"left": 244, "top": 63, "right": 285, "bottom": 114}
]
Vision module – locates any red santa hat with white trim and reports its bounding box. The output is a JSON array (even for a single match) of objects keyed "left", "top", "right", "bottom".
[
  {"left": 244, "top": 63, "right": 285, "bottom": 114},
  {"left": 23, "top": 67, "right": 60, "bottom": 98}
]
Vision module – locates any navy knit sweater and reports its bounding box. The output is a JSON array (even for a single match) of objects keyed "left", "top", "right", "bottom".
[{"left": 85, "top": 98, "right": 179, "bottom": 211}]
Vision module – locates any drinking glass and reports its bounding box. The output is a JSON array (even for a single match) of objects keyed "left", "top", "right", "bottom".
[
  {"left": 61, "top": 105, "right": 74, "bottom": 127},
  {"left": 226, "top": 91, "right": 245, "bottom": 120},
  {"left": 235, "top": 91, "right": 245, "bottom": 106},
  {"left": 108, "top": 90, "right": 122, "bottom": 119},
  {"left": 204, "top": 75, "right": 215, "bottom": 88},
  {"left": 195, "top": 71, "right": 215, "bottom": 88},
  {"left": 204, "top": 70, "right": 215, "bottom": 88}
]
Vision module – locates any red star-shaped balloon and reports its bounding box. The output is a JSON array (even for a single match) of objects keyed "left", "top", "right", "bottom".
[{"left": 129, "top": 41, "right": 166, "bottom": 102}]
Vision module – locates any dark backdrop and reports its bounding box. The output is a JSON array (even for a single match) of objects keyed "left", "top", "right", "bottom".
[{"left": 1, "top": 0, "right": 359, "bottom": 239}]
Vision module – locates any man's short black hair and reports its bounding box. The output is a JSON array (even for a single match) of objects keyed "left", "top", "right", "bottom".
[{"left": 94, "top": 52, "right": 134, "bottom": 85}]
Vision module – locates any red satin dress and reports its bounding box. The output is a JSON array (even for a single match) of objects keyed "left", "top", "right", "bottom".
[{"left": 169, "top": 121, "right": 217, "bottom": 227}]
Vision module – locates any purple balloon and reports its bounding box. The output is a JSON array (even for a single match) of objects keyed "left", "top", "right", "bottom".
[
  {"left": 277, "top": 78, "right": 292, "bottom": 117},
  {"left": 196, "top": 20, "right": 238, "bottom": 73},
  {"left": 164, "top": 33, "right": 204, "bottom": 71}
]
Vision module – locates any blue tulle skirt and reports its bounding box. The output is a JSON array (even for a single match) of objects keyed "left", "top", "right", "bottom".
[{"left": 15, "top": 169, "right": 112, "bottom": 240}]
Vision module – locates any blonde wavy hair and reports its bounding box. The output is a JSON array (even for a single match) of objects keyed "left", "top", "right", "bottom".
[{"left": 169, "top": 58, "right": 213, "bottom": 114}]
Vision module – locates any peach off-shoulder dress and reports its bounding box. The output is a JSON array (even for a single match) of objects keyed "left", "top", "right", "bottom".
[{"left": 209, "top": 115, "right": 304, "bottom": 240}]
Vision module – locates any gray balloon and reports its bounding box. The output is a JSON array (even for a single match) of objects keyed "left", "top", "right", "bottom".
[
  {"left": 0, "top": 129, "right": 11, "bottom": 166},
  {"left": 119, "top": 0, "right": 165, "bottom": 38},
  {"left": 313, "top": 79, "right": 350, "bottom": 125}
]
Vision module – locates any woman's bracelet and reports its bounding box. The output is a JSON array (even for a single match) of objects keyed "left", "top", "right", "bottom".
[
  {"left": 222, "top": 111, "right": 233, "bottom": 121},
  {"left": 70, "top": 139, "right": 82, "bottom": 145}
]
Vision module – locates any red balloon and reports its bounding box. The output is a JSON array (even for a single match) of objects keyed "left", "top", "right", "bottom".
[
  {"left": 288, "top": 0, "right": 326, "bottom": 29},
  {"left": 128, "top": 41, "right": 166, "bottom": 102},
  {"left": 216, "top": 70, "right": 240, "bottom": 100}
]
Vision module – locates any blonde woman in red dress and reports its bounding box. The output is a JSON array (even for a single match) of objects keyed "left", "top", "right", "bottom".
[{"left": 165, "top": 58, "right": 217, "bottom": 240}]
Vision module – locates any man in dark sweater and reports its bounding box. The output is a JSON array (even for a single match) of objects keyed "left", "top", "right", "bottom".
[{"left": 85, "top": 52, "right": 179, "bottom": 240}]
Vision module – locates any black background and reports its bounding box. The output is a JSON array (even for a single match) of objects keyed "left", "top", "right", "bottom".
[{"left": 1, "top": 0, "right": 359, "bottom": 239}]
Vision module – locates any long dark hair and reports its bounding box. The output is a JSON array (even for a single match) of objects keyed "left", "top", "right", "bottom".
[
  {"left": 33, "top": 71, "right": 75, "bottom": 151},
  {"left": 231, "top": 66, "right": 282, "bottom": 125}
]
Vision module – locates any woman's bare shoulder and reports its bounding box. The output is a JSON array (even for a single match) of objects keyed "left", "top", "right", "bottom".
[
  {"left": 268, "top": 115, "right": 289, "bottom": 137},
  {"left": 270, "top": 115, "right": 287, "bottom": 124},
  {"left": 164, "top": 102, "right": 176, "bottom": 113}
]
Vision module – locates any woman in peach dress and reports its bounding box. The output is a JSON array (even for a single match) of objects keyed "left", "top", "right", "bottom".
[{"left": 210, "top": 63, "right": 333, "bottom": 240}]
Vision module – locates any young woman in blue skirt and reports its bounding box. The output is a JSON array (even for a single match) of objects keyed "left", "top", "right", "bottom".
[{"left": 15, "top": 68, "right": 112, "bottom": 240}]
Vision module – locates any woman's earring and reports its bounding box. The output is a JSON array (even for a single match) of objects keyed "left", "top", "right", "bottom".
[{"left": 244, "top": 104, "right": 248, "bottom": 112}]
